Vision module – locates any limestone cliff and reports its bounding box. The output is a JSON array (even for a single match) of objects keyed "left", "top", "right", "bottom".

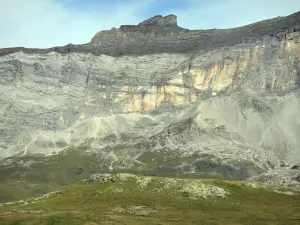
[{"left": 1, "top": 12, "right": 300, "bottom": 187}]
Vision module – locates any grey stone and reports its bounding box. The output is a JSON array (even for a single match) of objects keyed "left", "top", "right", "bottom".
[
  {"left": 0, "top": 12, "right": 300, "bottom": 188},
  {"left": 88, "top": 173, "right": 135, "bottom": 184}
]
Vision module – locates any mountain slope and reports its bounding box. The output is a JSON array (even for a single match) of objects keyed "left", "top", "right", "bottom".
[
  {"left": 1, "top": 174, "right": 300, "bottom": 225},
  {"left": 1, "top": 12, "right": 300, "bottom": 203}
]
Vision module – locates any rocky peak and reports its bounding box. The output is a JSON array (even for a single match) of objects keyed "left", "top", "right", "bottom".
[
  {"left": 1, "top": 11, "right": 300, "bottom": 57},
  {"left": 118, "top": 14, "right": 182, "bottom": 31},
  {"left": 138, "top": 14, "right": 178, "bottom": 27},
  {"left": 90, "top": 14, "right": 183, "bottom": 46}
]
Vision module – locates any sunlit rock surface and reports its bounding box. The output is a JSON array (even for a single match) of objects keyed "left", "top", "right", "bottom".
[{"left": 0, "top": 12, "right": 300, "bottom": 186}]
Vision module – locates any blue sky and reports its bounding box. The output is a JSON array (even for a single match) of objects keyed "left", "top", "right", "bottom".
[{"left": 0, "top": 0, "right": 300, "bottom": 48}]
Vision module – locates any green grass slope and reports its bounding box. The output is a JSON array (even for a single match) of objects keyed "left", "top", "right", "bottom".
[{"left": 1, "top": 174, "right": 300, "bottom": 225}]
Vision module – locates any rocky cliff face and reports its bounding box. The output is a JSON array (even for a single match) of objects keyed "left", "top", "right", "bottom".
[{"left": 1, "top": 12, "right": 300, "bottom": 190}]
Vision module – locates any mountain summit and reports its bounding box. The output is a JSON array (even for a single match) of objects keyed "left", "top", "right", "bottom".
[
  {"left": 1, "top": 11, "right": 300, "bottom": 56},
  {"left": 138, "top": 14, "right": 178, "bottom": 27}
]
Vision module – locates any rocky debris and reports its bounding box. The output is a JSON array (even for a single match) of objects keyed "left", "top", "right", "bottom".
[
  {"left": 113, "top": 206, "right": 156, "bottom": 216},
  {"left": 113, "top": 207, "right": 125, "bottom": 213},
  {"left": 0, "top": 190, "right": 62, "bottom": 206},
  {"left": 88, "top": 173, "right": 227, "bottom": 199},
  {"left": 113, "top": 188, "right": 124, "bottom": 193},
  {"left": 127, "top": 206, "right": 156, "bottom": 216},
  {"left": 241, "top": 181, "right": 299, "bottom": 195},
  {"left": 179, "top": 181, "right": 227, "bottom": 199},
  {"left": 32, "top": 190, "right": 62, "bottom": 202},
  {"left": 243, "top": 182, "right": 268, "bottom": 189},
  {"left": 248, "top": 168, "right": 300, "bottom": 187},
  {"left": 0, "top": 199, "right": 27, "bottom": 206},
  {"left": 160, "top": 178, "right": 228, "bottom": 199},
  {"left": 9, "top": 210, "right": 43, "bottom": 214},
  {"left": 100, "top": 186, "right": 124, "bottom": 193},
  {"left": 160, "top": 177, "right": 180, "bottom": 189},
  {"left": 273, "top": 190, "right": 296, "bottom": 195},
  {"left": 136, "top": 176, "right": 153, "bottom": 189},
  {"left": 88, "top": 173, "right": 135, "bottom": 184}
]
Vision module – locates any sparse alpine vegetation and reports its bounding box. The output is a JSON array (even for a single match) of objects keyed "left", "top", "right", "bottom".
[
  {"left": 1, "top": 173, "right": 300, "bottom": 225},
  {"left": 88, "top": 173, "right": 228, "bottom": 199}
]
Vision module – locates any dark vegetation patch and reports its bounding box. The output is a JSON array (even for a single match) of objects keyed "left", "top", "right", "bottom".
[{"left": 0, "top": 148, "right": 264, "bottom": 203}]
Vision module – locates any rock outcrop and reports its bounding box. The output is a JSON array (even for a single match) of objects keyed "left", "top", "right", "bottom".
[
  {"left": 1, "top": 12, "right": 300, "bottom": 187},
  {"left": 88, "top": 173, "right": 228, "bottom": 199},
  {"left": 138, "top": 14, "right": 178, "bottom": 27},
  {"left": 88, "top": 173, "right": 135, "bottom": 184}
]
